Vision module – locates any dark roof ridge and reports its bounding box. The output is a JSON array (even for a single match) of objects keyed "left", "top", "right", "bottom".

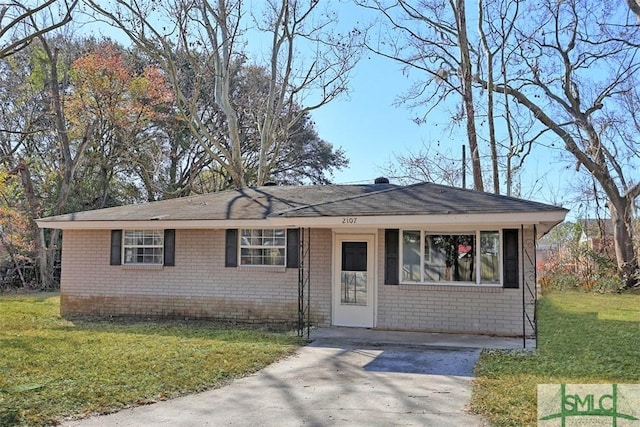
[
  {"left": 272, "top": 182, "right": 419, "bottom": 216},
  {"left": 418, "top": 181, "right": 566, "bottom": 209}
]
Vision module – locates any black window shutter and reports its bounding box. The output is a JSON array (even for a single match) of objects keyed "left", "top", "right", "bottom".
[
  {"left": 286, "top": 228, "right": 299, "bottom": 268},
  {"left": 164, "top": 229, "right": 175, "bottom": 266},
  {"left": 503, "top": 229, "right": 519, "bottom": 288},
  {"left": 384, "top": 229, "right": 400, "bottom": 285},
  {"left": 110, "top": 230, "right": 122, "bottom": 265},
  {"left": 225, "top": 229, "right": 238, "bottom": 267}
]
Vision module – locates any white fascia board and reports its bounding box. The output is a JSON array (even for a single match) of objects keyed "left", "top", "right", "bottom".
[
  {"left": 36, "top": 210, "right": 567, "bottom": 231},
  {"left": 36, "top": 219, "right": 272, "bottom": 230},
  {"left": 271, "top": 211, "right": 567, "bottom": 229}
]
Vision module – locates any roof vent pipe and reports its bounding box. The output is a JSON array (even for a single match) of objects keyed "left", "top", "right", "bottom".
[{"left": 374, "top": 177, "right": 390, "bottom": 184}]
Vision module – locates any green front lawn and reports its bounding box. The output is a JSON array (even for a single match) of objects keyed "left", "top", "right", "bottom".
[
  {"left": 0, "top": 293, "right": 301, "bottom": 426},
  {"left": 470, "top": 291, "right": 640, "bottom": 426}
]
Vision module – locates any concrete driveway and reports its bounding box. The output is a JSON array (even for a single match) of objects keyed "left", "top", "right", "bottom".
[{"left": 63, "top": 329, "right": 526, "bottom": 426}]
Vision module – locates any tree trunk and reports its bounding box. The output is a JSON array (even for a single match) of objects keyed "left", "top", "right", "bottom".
[
  {"left": 37, "top": 37, "right": 91, "bottom": 288},
  {"left": 8, "top": 158, "right": 48, "bottom": 288},
  {"left": 456, "top": 0, "right": 484, "bottom": 192},
  {"left": 609, "top": 197, "right": 639, "bottom": 287},
  {"left": 478, "top": 0, "right": 499, "bottom": 194}
]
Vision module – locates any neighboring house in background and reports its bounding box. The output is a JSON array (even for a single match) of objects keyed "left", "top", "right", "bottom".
[
  {"left": 37, "top": 180, "right": 567, "bottom": 339},
  {"left": 577, "top": 218, "right": 615, "bottom": 259}
]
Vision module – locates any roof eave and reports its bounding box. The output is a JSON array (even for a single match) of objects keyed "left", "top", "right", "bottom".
[{"left": 36, "top": 210, "right": 568, "bottom": 231}]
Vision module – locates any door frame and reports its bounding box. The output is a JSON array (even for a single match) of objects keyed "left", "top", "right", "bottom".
[{"left": 331, "top": 231, "right": 378, "bottom": 328}]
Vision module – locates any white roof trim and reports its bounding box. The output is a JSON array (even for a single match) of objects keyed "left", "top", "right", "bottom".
[{"left": 37, "top": 210, "right": 567, "bottom": 233}]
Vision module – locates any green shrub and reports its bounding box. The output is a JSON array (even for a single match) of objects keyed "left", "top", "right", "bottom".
[{"left": 539, "top": 244, "right": 621, "bottom": 293}]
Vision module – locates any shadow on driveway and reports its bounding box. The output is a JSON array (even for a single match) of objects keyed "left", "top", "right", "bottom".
[{"left": 362, "top": 347, "right": 480, "bottom": 376}]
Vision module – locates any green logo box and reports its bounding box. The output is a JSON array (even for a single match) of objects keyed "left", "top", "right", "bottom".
[{"left": 538, "top": 384, "right": 640, "bottom": 426}]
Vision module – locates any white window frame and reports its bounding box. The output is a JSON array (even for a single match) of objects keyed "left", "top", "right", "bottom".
[
  {"left": 122, "top": 230, "right": 164, "bottom": 265},
  {"left": 399, "top": 229, "right": 503, "bottom": 286},
  {"left": 239, "top": 228, "right": 286, "bottom": 267}
]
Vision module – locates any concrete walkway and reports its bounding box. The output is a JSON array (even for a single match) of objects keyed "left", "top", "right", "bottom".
[
  {"left": 62, "top": 328, "right": 523, "bottom": 426},
  {"left": 309, "top": 327, "right": 535, "bottom": 350}
]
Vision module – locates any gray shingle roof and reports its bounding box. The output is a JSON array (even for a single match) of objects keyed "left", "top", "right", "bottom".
[{"left": 37, "top": 182, "right": 567, "bottom": 223}]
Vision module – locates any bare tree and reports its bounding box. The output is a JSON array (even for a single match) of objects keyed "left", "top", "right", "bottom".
[
  {"left": 1, "top": 1, "right": 83, "bottom": 288},
  {"left": 86, "top": 0, "right": 359, "bottom": 188},
  {"left": 359, "top": 0, "right": 484, "bottom": 190},
  {"left": 35, "top": 35, "right": 94, "bottom": 288},
  {"left": 380, "top": 143, "right": 464, "bottom": 187},
  {"left": 474, "top": 0, "right": 640, "bottom": 287},
  {"left": 0, "top": 0, "right": 77, "bottom": 59},
  {"left": 361, "top": 0, "right": 539, "bottom": 195}
]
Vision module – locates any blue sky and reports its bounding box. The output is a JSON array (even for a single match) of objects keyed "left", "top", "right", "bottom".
[
  {"left": 311, "top": 53, "right": 414, "bottom": 184},
  {"left": 310, "top": 45, "right": 570, "bottom": 207},
  {"left": 303, "top": 2, "right": 572, "bottom": 209}
]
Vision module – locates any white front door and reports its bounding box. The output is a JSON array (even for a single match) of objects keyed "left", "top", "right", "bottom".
[{"left": 332, "top": 234, "right": 375, "bottom": 327}]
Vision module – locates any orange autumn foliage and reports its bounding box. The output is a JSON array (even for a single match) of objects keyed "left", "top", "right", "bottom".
[{"left": 65, "top": 43, "right": 173, "bottom": 141}]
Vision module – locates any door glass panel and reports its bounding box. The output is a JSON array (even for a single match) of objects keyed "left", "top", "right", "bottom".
[
  {"left": 341, "top": 242, "right": 367, "bottom": 306},
  {"left": 342, "top": 242, "right": 367, "bottom": 271}
]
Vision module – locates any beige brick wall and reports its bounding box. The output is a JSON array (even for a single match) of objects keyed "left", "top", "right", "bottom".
[
  {"left": 306, "top": 229, "right": 332, "bottom": 326},
  {"left": 376, "top": 227, "right": 537, "bottom": 336},
  {"left": 60, "top": 228, "right": 334, "bottom": 325},
  {"left": 60, "top": 226, "right": 537, "bottom": 336}
]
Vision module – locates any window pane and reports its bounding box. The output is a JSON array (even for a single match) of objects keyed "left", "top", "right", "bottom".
[
  {"left": 152, "top": 232, "right": 163, "bottom": 246},
  {"left": 402, "top": 231, "right": 421, "bottom": 282},
  {"left": 480, "top": 231, "right": 500, "bottom": 283},
  {"left": 425, "top": 234, "right": 476, "bottom": 282},
  {"left": 124, "top": 247, "right": 134, "bottom": 263},
  {"left": 263, "top": 229, "right": 275, "bottom": 238},
  {"left": 266, "top": 248, "right": 285, "bottom": 265},
  {"left": 239, "top": 229, "right": 286, "bottom": 266},
  {"left": 274, "top": 229, "right": 285, "bottom": 246},
  {"left": 123, "top": 230, "right": 164, "bottom": 265}
]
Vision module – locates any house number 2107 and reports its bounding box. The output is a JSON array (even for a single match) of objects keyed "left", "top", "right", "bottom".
[{"left": 342, "top": 217, "right": 358, "bottom": 224}]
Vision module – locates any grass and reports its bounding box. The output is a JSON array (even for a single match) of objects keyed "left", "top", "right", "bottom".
[
  {"left": 470, "top": 291, "right": 640, "bottom": 426},
  {"left": 0, "top": 293, "right": 301, "bottom": 426}
]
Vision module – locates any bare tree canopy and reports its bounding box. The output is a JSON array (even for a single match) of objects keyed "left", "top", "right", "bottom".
[
  {"left": 85, "top": 0, "right": 360, "bottom": 188},
  {"left": 358, "top": 0, "right": 485, "bottom": 191},
  {"left": 0, "top": 0, "right": 78, "bottom": 59},
  {"left": 486, "top": 0, "right": 640, "bottom": 286}
]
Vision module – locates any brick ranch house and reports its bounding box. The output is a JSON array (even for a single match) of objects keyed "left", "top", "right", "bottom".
[{"left": 37, "top": 180, "right": 567, "bottom": 338}]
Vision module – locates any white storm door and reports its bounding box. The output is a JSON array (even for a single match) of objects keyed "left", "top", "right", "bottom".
[{"left": 332, "top": 234, "right": 375, "bottom": 327}]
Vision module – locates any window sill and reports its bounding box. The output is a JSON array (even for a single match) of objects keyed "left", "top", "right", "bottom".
[
  {"left": 236, "top": 265, "right": 287, "bottom": 273},
  {"left": 121, "top": 264, "right": 164, "bottom": 270},
  {"left": 398, "top": 282, "right": 503, "bottom": 292}
]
